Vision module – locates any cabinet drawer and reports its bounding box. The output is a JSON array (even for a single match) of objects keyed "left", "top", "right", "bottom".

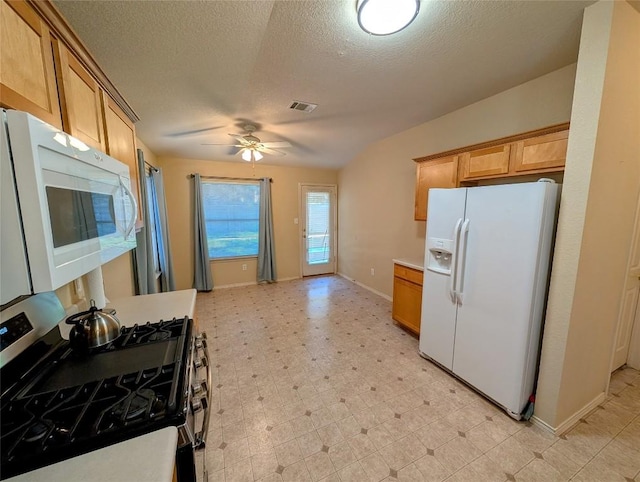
[
  {"left": 394, "top": 264, "right": 423, "bottom": 286},
  {"left": 460, "top": 145, "right": 511, "bottom": 179},
  {"left": 513, "top": 130, "right": 568, "bottom": 172}
]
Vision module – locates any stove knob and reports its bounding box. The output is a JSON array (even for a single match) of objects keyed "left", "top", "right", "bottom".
[
  {"left": 196, "top": 333, "right": 207, "bottom": 340},
  {"left": 195, "top": 337, "right": 207, "bottom": 349},
  {"left": 192, "top": 383, "right": 203, "bottom": 395},
  {"left": 194, "top": 358, "right": 202, "bottom": 369},
  {"left": 191, "top": 399, "right": 202, "bottom": 413}
]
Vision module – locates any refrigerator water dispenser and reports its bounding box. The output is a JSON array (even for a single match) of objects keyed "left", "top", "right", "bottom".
[{"left": 426, "top": 237, "right": 454, "bottom": 275}]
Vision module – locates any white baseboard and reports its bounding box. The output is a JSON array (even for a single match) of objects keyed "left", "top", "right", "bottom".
[
  {"left": 530, "top": 391, "right": 606, "bottom": 435},
  {"left": 277, "top": 276, "right": 300, "bottom": 283},
  {"left": 213, "top": 276, "right": 301, "bottom": 290},
  {"left": 337, "top": 272, "right": 392, "bottom": 302},
  {"left": 213, "top": 281, "right": 257, "bottom": 290}
]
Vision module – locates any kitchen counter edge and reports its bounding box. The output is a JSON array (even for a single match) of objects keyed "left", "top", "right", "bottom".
[
  {"left": 5, "top": 426, "right": 178, "bottom": 482},
  {"left": 105, "top": 289, "right": 197, "bottom": 325},
  {"left": 392, "top": 258, "right": 424, "bottom": 271}
]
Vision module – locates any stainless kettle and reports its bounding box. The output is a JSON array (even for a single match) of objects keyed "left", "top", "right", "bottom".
[{"left": 65, "top": 300, "right": 121, "bottom": 353}]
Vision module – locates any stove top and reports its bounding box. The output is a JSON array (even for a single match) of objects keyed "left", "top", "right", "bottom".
[{"left": 0, "top": 316, "right": 193, "bottom": 479}]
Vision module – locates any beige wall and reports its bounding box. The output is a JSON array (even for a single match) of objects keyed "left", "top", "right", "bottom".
[
  {"left": 536, "top": 0, "right": 640, "bottom": 429},
  {"left": 157, "top": 157, "right": 337, "bottom": 290},
  {"left": 337, "top": 64, "right": 576, "bottom": 297}
]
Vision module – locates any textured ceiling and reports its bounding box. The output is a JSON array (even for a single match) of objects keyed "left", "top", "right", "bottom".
[{"left": 54, "top": 0, "right": 594, "bottom": 169}]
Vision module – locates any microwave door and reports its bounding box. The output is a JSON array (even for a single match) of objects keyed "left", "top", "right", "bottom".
[{"left": 42, "top": 168, "right": 136, "bottom": 267}]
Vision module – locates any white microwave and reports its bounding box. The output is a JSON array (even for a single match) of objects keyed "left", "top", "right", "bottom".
[{"left": 0, "top": 110, "right": 137, "bottom": 304}]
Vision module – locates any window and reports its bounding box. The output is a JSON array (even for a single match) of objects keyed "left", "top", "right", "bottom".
[{"left": 202, "top": 181, "right": 260, "bottom": 259}]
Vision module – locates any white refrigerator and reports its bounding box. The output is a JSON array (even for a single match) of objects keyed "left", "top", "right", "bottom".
[{"left": 419, "top": 180, "right": 559, "bottom": 418}]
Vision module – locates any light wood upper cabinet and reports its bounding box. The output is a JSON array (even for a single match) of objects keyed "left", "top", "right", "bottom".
[
  {"left": 0, "top": 0, "right": 61, "bottom": 128},
  {"left": 54, "top": 42, "right": 106, "bottom": 151},
  {"left": 415, "top": 155, "right": 458, "bottom": 221},
  {"left": 414, "top": 124, "right": 569, "bottom": 220},
  {"left": 513, "top": 130, "right": 568, "bottom": 173},
  {"left": 102, "top": 93, "right": 143, "bottom": 229},
  {"left": 460, "top": 144, "right": 511, "bottom": 180}
]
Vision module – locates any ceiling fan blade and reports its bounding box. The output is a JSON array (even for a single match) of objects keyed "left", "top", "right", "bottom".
[
  {"left": 201, "top": 142, "right": 244, "bottom": 147},
  {"left": 165, "top": 125, "right": 225, "bottom": 138},
  {"left": 259, "top": 141, "right": 292, "bottom": 149},
  {"left": 229, "top": 134, "right": 252, "bottom": 146},
  {"left": 258, "top": 147, "right": 287, "bottom": 157}
]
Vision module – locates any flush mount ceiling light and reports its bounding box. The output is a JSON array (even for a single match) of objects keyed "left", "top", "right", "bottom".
[{"left": 356, "top": 0, "right": 420, "bottom": 36}]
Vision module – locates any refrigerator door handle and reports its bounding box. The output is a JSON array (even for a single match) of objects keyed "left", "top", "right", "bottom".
[
  {"left": 456, "top": 219, "right": 471, "bottom": 305},
  {"left": 449, "top": 218, "right": 463, "bottom": 303}
]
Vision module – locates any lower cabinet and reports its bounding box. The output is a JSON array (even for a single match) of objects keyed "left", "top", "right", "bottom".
[{"left": 392, "top": 263, "right": 423, "bottom": 335}]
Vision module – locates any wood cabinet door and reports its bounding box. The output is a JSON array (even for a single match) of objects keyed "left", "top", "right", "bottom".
[
  {"left": 415, "top": 155, "right": 458, "bottom": 221},
  {"left": 55, "top": 42, "right": 106, "bottom": 151},
  {"left": 512, "top": 130, "right": 568, "bottom": 172},
  {"left": 460, "top": 144, "right": 511, "bottom": 180},
  {"left": 102, "top": 93, "right": 143, "bottom": 229},
  {"left": 0, "top": 0, "right": 61, "bottom": 128},
  {"left": 392, "top": 276, "right": 422, "bottom": 334}
]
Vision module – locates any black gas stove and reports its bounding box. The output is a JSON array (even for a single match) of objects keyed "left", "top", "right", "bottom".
[{"left": 0, "top": 293, "right": 210, "bottom": 481}]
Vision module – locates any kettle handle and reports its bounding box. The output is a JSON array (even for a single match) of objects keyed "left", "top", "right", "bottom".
[{"left": 65, "top": 304, "right": 99, "bottom": 325}]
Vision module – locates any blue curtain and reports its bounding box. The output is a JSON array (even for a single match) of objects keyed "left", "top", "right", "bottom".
[
  {"left": 133, "top": 149, "right": 157, "bottom": 295},
  {"left": 150, "top": 168, "right": 175, "bottom": 292},
  {"left": 193, "top": 174, "right": 213, "bottom": 291},
  {"left": 257, "top": 177, "right": 277, "bottom": 283}
]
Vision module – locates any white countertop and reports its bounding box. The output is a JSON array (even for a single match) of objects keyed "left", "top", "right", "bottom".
[
  {"left": 6, "top": 427, "right": 178, "bottom": 482},
  {"left": 106, "top": 289, "right": 197, "bottom": 326},
  {"left": 392, "top": 258, "right": 424, "bottom": 271}
]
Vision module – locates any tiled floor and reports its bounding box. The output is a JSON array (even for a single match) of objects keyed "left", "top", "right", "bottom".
[{"left": 195, "top": 275, "right": 640, "bottom": 482}]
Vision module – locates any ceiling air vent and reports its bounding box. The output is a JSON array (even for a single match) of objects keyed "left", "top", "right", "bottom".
[{"left": 289, "top": 101, "right": 318, "bottom": 113}]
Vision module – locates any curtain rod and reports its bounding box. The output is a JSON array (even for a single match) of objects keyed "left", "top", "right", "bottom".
[
  {"left": 145, "top": 161, "right": 158, "bottom": 172},
  {"left": 189, "top": 174, "right": 272, "bottom": 183}
]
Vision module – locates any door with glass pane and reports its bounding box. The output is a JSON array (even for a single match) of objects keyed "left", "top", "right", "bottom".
[{"left": 300, "top": 184, "right": 336, "bottom": 276}]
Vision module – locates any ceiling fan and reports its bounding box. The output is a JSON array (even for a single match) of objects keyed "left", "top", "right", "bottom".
[{"left": 202, "top": 124, "right": 292, "bottom": 162}]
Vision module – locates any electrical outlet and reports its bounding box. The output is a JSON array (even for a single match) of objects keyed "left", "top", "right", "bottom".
[
  {"left": 370, "top": 268, "right": 375, "bottom": 276},
  {"left": 294, "top": 218, "right": 299, "bottom": 225},
  {"left": 242, "top": 264, "right": 247, "bottom": 271}
]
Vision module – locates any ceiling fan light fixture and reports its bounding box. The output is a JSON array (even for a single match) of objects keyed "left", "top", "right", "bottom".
[
  {"left": 356, "top": 0, "right": 420, "bottom": 36},
  {"left": 241, "top": 148, "right": 264, "bottom": 162}
]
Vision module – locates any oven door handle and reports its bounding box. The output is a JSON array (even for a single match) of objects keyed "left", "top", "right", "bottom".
[{"left": 195, "top": 334, "right": 212, "bottom": 448}]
